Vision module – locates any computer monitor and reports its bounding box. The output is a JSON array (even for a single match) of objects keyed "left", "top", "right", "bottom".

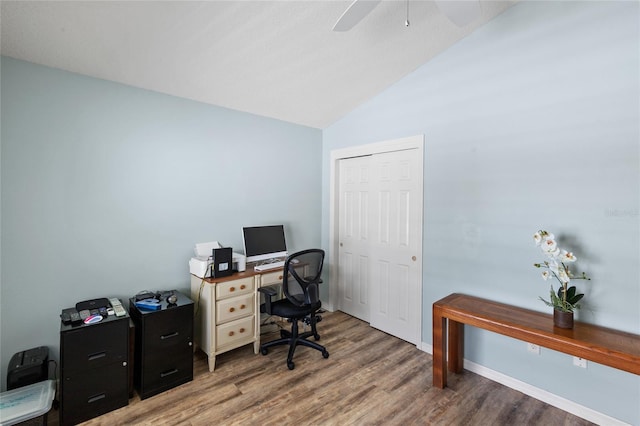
[{"left": 242, "top": 225, "right": 288, "bottom": 263}]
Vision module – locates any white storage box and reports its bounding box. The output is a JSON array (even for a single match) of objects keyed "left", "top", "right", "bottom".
[{"left": 0, "top": 380, "right": 55, "bottom": 426}]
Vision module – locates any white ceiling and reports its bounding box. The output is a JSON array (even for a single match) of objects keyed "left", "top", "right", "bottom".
[{"left": 0, "top": 1, "right": 516, "bottom": 129}]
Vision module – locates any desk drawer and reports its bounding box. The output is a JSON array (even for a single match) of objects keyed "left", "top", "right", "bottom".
[
  {"left": 260, "top": 271, "right": 285, "bottom": 286},
  {"left": 216, "top": 277, "right": 254, "bottom": 300},
  {"left": 216, "top": 293, "right": 254, "bottom": 324},
  {"left": 61, "top": 320, "right": 127, "bottom": 371},
  {"left": 61, "top": 363, "right": 128, "bottom": 425},
  {"left": 216, "top": 316, "right": 254, "bottom": 348},
  {"left": 260, "top": 266, "right": 305, "bottom": 287},
  {"left": 144, "top": 307, "right": 193, "bottom": 350},
  {"left": 140, "top": 352, "right": 192, "bottom": 399}
]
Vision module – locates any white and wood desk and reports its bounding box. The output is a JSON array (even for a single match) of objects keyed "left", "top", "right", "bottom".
[{"left": 190, "top": 268, "right": 285, "bottom": 372}]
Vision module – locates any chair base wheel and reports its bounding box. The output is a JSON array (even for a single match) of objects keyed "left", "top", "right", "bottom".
[
  {"left": 287, "top": 361, "right": 295, "bottom": 370},
  {"left": 322, "top": 350, "right": 329, "bottom": 359},
  {"left": 261, "top": 347, "right": 268, "bottom": 355}
]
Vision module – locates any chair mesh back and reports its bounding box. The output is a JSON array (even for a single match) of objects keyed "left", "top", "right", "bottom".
[{"left": 283, "top": 249, "right": 325, "bottom": 307}]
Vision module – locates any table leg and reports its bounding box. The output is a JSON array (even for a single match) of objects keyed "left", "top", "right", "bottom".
[
  {"left": 432, "top": 306, "right": 447, "bottom": 388},
  {"left": 448, "top": 320, "right": 464, "bottom": 373},
  {"left": 208, "top": 354, "right": 216, "bottom": 372}
]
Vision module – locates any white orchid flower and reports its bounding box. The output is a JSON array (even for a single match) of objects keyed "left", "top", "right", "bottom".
[
  {"left": 533, "top": 231, "right": 543, "bottom": 246},
  {"left": 560, "top": 250, "right": 577, "bottom": 263},
  {"left": 557, "top": 266, "right": 571, "bottom": 283},
  {"left": 532, "top": 230, "right": 590, "bottom": 312},
  {"left": 541, "top": 238, "right": 559, "bottom": 257}
]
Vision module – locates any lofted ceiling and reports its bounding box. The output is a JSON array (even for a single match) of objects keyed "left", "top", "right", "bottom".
[{"left": 0, "top": 1, "right": 516, "bottom": 129}]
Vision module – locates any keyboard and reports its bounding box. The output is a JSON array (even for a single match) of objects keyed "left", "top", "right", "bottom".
[{"left": 254, "top": 261, "right": 285, "bottom": 272}]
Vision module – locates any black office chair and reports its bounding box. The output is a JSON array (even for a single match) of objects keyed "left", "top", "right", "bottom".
[{"left": 258, "top": 249, "right": 329, "bottom": 370}]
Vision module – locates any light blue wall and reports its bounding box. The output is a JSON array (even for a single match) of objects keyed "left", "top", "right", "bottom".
[
  {"left": 322, "top": 1, "right": 639, "bottom": 424},
  {"left": 0, "top": 57, "right": 322, "bottom": 389}
]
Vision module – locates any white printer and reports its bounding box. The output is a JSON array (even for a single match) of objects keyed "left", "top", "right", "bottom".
[{"left": 189, "top": 241, "right": 246, "bottom": 278}]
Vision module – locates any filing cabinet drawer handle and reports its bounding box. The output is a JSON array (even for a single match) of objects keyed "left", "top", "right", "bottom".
[
  {"left": 88, "top": 393, "right": 106, "bottom": 404},
  {"left": 240, "top": 284, "right": 246, "bottom": 290},
  {"left": 229, "top": 286, "right": 236, "bottom": 292},
  {"left": 240, "top": 304, "right": 246, "bottom": 310},
  {"left": 239, "top": 328, "right": 246, "bottom": 333},
  {"left": 88, "top": 351, "right": 106, "bottom": 361},
  {"left": 229, "top": 307, "right": 235, "bottom": 313},
  {"left": 161, "top": 332, "right": 179, "bottom": 340},
  {"left": 228, "top": 331, "right": 234, "bottom": 336},
  {"left": 278, "top": 275, "right": 283, "bottom": 280},
  {"left": 160, "top": 368, "right": 178, "bottom": 378}
]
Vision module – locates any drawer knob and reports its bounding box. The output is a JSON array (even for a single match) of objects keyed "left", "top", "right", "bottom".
[
  {"left": 122, "top": 362, "right": 127, "bottom": 367},
  {"left": 240, "top": 304, "right": 246, "bottom": 309},
  {"left": 240, "top": 284, "right": 246, "bottom": 290},
  {"left": 229, "top": 331, "right": 235, "bottom": 336},
  {"left": 278, "top": 275, "right": 283, "bottom": 280},
  {"left": 239, "top": 328, "right": 245, "bottom": 333},
  {"left": 229, "top": 307, "right": 235, "bottom": 312},
  {"left": 229, "top": 286, "right": 236, "bottom": 292}
]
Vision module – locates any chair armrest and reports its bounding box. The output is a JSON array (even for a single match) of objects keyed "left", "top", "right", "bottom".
[
  {"left": 258, "top": 286, "right": 279, "bottom": 297},
  {"left": 258, "top": 285, "right": 279, "bottom": 314}
]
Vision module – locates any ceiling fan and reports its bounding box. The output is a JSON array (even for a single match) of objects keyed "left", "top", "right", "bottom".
[{"left": 332, "top": 0, "right": 482, "bottom": 32}]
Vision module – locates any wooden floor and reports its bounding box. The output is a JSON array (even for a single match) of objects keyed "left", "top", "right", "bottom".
[{"left": 50, "top": 311, "right": 595, "bottom": 425}]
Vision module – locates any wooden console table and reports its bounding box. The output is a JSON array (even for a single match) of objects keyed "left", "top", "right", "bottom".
[{"left": 432, "top": 293, "right": 640, "bottom": 388}]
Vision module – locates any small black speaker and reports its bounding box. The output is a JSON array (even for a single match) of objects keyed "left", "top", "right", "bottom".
[{"left": 211, "top": 247, "right": 233, "bottom": 278}]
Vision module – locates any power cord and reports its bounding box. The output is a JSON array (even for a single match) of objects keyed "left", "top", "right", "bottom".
[
  {"left": 194, "top": 276, "right": 206, "bottom": 318},
  {"left": 49, "top": 359, "right": 60, "bottom": 410},
  {"left": 193, "top": 254, "right": 213, "bottom": 318}
]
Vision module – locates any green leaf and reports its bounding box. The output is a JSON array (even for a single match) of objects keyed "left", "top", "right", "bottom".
[{"left": 568, "top": 293, "right": 584, "bottom": 304}]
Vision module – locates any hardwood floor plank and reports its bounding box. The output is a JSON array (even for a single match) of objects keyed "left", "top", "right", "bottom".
[{"left": 47, "top": 311, "right": 595, "bottom": 426}]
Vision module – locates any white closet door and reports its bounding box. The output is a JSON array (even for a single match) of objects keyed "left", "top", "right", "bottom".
[
  {"left": 337, "top": 155, "right": 372, "bottom": 321},
  {"left": 368, "top": 149, "right": 422, "bottom": 345},
  {"left": 337, "top": 148, "right": 422, "bottom": 345}
]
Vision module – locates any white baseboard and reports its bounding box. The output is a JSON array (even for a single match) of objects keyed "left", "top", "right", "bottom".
[{"left": 418, "top": 343, "right": 628, "bottom": 426}]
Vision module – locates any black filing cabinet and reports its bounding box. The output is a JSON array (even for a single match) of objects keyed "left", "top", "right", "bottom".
[
  {"left": 60, "top": 311, "right": 129, "bottom": 425},
  {"left": 128, "top": 291, "right": 194, "bottom": 400}
]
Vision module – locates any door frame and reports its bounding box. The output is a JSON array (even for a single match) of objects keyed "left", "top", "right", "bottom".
[{"left": 328, "top": 135, "right": 424, "bottom": 343}]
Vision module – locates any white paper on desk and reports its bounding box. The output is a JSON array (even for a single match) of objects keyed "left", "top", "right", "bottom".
[{"left": 194, "top": 241, "right": 222, "bottom": 257}]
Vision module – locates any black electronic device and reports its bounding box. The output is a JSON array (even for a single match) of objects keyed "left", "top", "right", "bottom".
[
  {"left": 76, "top": 297, "right": 110, "bottom": 312},
  {"left": 109, "top": 297, "right": 127, "bottom": 317},
  {"left": 61, "top": 308, "right": 82, "bottom": 325},
  {"left": 242, "top": 225, "right": 287, "bottom": 263},
  {"left": 211, "top": 247, "right": 233, "bottom": 278},
  {"left": 135, "top": 291, "right": 158, "bottom": 301},
  {"left": 7, "top": 346, "right": 49, "bottom": 390}
]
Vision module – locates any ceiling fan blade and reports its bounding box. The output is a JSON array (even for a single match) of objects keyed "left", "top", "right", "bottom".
[
  {"left": 332, "top": 0, "right": 382, "bottom": 32},
  {"left": 435, "top": 0, "right": 481, "bottom": 27}
]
